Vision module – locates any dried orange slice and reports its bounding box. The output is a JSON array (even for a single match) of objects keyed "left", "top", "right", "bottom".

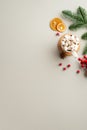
[
  {"left": 50, "top": 18, "right": 62, "bottom": 31},
  {"left": 57, "top": 23, "right": 66, "bottom": 32}
]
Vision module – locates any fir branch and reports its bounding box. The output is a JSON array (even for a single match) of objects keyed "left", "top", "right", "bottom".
[
  {"left": 62, "top": 10, "right": 74, "bottom": 20},
  {"left": 73, "top": 13, "right": 84, "bottom": 22},
  {"left": 69, "top": 22, "right": 84, "bottom": 30},
  {"left": 77, "top": 7, "right": 84, "bottom": 22},
  {"left": 77, "top": 6, "right": 87, "bottom": 23},
  {"left": 62, "top": 6, "right": 87, "bottom": 40},
  {"left": 62, "top": 10, "right": 83, "bottom": 22},
  {"left": 81, "top": 32, "right": 87, "bottom": 40},
  {"left": 83, "top": 43, "right": 87, "bottom": 54}
]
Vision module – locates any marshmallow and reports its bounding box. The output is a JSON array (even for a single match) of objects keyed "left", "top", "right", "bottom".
[{"left": 61, "top": 34, "right": 80, "bottom": 52}]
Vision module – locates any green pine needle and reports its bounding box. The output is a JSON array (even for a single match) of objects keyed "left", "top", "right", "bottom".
[
  {"left": 62, "top": 10, "right": 83, "bottom": 22},
  {"left": 77, "top": 7, "right": 84, "bottom": 22},
  {"left": 77, "top": 6, "right": 87, "bottom": 23},
  {"left": 69, "top": 22, "right": 84, "bottom": 30},
  {"left": 62, "top": 10, "right": 74, "bottom": 20},
  {"left": 62, "top": 6, "right": 87, "bottom": 33},
  {"left": 81, "top": 32, "right": 87, "bottom": 40},
  {"left": 83, "top": 43, "right": 87, "bottom": 54}
]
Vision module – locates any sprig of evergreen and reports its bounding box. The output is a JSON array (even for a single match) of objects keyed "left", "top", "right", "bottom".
[
  {"left": 83, "top": 43, "right": 87, "bottom": 55},
  {"left": 62, "top": 10, "right": 84, "bottom": 22},
  {"left": 62, "top": 6, "right": 87, "bottom": 40},
  {"left": 69, "top": 23, "right": 84, "bottom": 30},
  {"left": 82, "top": 33, "right": 87, "bottom": 40},
  {"left": 77, "top": 6, "right": 87, "bottom": 23}
]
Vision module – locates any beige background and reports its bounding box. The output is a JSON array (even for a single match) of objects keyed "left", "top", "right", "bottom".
[{"left": 0, "top": 0, "right": 87, "bottom": 130}]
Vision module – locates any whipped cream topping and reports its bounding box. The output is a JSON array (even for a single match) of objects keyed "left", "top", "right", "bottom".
[{"left": 61, "top": 34, "right": 80, "bottom": 52}]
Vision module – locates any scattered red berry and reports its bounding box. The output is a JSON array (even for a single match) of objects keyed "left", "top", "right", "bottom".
[
  {"left": 78, "top": 58, "right": 82, "bottom": 61},
  {"left": 78, "top": 58, "right": 83, "bottom": 62},
  {"left": 56, "top": 32, "right": 60, "bottom": 36},
  {"left": 63, "top": 67, "right": 66, "bottom": 71},
  {"left": 59, "top": 63, "right": 62, "bottom": 66},
  {"left": 76, "top": 70, "right": 80, "bottom": 74},
  {"left": 67, "top": 64, "right": 71, "bottom": 68},
  {"left": 84, "top": 55, "right": 87, "bottom": 59}
]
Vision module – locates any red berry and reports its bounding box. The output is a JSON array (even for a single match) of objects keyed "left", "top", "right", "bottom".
[
  {"left": 67, "top": 64, "right": 71, "bottom": 68},
  {"left": 84, "top": 55, "right": 87, "bottom": 59},
  {"left": 81, "top": 61, "right": 83, "bottom": 64},
  {"left": 63, "top": 67, "right": 66, "bottom": 71},
  {"left": 81, "top": 64, "right": 84, "bottom": 68},
  {"left": 78, "top": 58, "right": 82, "bottom": 61},
  {"left": 56, "top": 32, "right": 60, "bottom": 36},
  {"left": 76, "top": 70, "right": 80, "bottom": 74},
  {"left": 59, "top": 63, "right": 62, "bottom": 66},
  {"left": 83, "top": 60, "right": 87, "bottom": 63}
]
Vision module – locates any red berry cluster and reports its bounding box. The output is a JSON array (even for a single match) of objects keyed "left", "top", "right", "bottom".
[{"left": 78, "top": 55, "right": 87, "bottom": 70}]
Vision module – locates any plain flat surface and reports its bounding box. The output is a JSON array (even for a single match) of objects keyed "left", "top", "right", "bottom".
[{"left": 0, "top": 0, "right": 87, "bottom": 130}]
